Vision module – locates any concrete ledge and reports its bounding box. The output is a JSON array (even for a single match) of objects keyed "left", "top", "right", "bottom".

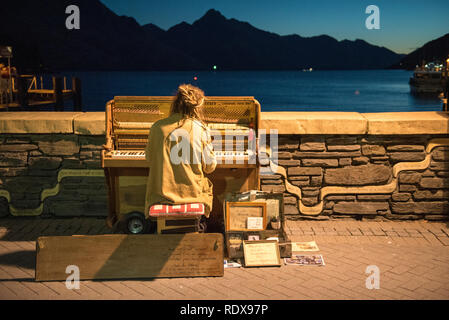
[
  {"left": 74, "top": 112, "right": 106, "bottom": 135},
  {"left": 0, "top": 111, "right": 448, "bottom": 135},
  {"left": 363, "top": 112, "right": 449, "bottom": 135},
  {"left": 260, "top": 112, "right": 367, "bottom": 134},
  {"left": 0, "top": 112, "right": 84, "bottom": 134}
]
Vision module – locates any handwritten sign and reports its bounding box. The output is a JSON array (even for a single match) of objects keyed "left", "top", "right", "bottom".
[
  {"left": 247, "top": 217, "right": 263, "bottom": 230},
  {"left": 36, "top": 234, "right": 224, "bottom": 281},
  {"left": 226, "top": 202, "right": 266, "bottom": 231},
  {"left": 243, "top": 240, "right": 281, "bottom": 267}
]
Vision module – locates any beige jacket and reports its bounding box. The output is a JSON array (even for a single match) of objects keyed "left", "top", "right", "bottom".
[{"left": 144, "top": 113, "right": 217, "bottom": 218}]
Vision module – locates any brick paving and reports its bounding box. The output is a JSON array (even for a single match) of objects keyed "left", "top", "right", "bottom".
[{"left": 0, "top": 217, "right": 448, "bottom": 300}]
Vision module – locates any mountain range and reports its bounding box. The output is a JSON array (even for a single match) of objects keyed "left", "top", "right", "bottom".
[{"left": 0, "top": 0, "right": 444, "bottom": 72}]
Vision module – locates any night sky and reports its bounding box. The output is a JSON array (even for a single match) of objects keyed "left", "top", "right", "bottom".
[{"left": 100, "top": 0, "right": 449, "bottom": 54}]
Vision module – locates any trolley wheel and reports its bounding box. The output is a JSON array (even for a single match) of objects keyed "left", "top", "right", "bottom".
[{"left": 123, "top": 212, "right": 148, "bottom": 235}]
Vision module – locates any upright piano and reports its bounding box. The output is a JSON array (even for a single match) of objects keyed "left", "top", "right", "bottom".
[{"left": 101, "top": 96, "right": 261, "bottom": 232}]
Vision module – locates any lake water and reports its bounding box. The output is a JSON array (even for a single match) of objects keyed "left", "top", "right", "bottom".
[{"left": 61, "top": 70, "right": 443, "bottom": 112}]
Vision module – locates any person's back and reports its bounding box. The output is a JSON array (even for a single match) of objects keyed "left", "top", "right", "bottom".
[{"left": 144, "top": 84, "right": 216, "bottom": 218}]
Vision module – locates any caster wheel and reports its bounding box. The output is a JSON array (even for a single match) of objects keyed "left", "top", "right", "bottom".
[{"left": 123, "top": 212, "right": 148, "bottom": 234}]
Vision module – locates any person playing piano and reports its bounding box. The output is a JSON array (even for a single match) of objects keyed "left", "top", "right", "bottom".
[{"left": 144, "top": 84, "right": 217, "bottom": 230}]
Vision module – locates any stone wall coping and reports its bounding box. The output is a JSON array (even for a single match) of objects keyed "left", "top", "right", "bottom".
[
  {"left": 260, "top": 112, "right": 368, "bottom": 134},
  {"left": 0, "top": 111, "right": 447, "bottom": 135},
  {"left": 73, "top": 112, "right": 105, "bottom": 135},
  {"left": 362, "top": 111, "right": 449, "bottom": 135}
]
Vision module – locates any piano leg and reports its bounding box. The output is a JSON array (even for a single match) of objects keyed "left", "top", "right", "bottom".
[{"left": 104, "top": 168, "right": 118, "bottom": 229}]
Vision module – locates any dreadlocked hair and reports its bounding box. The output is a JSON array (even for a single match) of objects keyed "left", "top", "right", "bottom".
[{"left": 170, "top": 84, "right": 205, "bottom": 123}]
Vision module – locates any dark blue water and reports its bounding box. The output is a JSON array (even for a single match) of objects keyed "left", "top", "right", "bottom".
[{"left": 61, "top": 70, "right": 442, "bottom": 112}]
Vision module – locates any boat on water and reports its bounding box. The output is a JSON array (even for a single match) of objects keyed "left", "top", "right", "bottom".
[{"left": 409, "top": 61, "right": 447, "bottom": 95}]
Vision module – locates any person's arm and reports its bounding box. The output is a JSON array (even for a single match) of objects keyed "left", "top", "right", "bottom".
[{"left": 202, "top": 126, "right": 216, "bottom": 174}]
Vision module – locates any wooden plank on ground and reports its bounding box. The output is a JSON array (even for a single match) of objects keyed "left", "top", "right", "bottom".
[{"left": 35, "top": 233, "right": 224, "bottom": 281}]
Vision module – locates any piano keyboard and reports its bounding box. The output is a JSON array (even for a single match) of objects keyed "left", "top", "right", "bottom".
[
  {"left": 105, "top": 149, "right": 256, "bottom": 165},
  {"left": 108, "top": 150, "right": 146, "bottom": 158}
]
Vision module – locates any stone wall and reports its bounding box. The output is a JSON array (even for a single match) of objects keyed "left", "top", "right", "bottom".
[
  {"left": 260, "top": 134, "right": 449, "bottom": 221},
  {"left": 0, "top": 133, "right": 107, "bottom": 217},
  {"left": 0, "top": 111, "right": 448, "bottom": 220}
]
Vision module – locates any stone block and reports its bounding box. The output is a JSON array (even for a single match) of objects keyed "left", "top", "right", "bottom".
[
  {"left": 289, "top": 176, "right": 309, "bottom": 181},
  {"left": 290, "top": 179, "right": 309, "bottom": 187},
  {"left": 413, "top": 190, "right": 449, "bottom": 201},
  {"left": 324, "top": 201, "right": 334, "bottom": 209},
  {"left": 436, "top": 171, "right": 449, "bottom": 177},
  {"left": 424, "top": 215, "right": 449, "bottom": 221},
  {"left": 357, "top": 194, "right": 391, "bottom": 201},
  {"left": 324, "top": 164, "right": 391, "bottom": 185},
  {"left": 326, "top": 137, "right": 359, "bottom": 145},
  {"left": 310, "top": 175, "right": 322, "bottom": 186},
  {"left": 422, "top": 169, "right": 435, "bottom": 177},
  {"left": 361, "top": 145, "right": 386, "bottom": 156},
  {"left": 80, "top": 151, "right": 93, "bottom": 160},
  {"left": 302, "top": 197, "right": 318, "bottom": 206},
  {"left": 29, "top": 157, "right": 62, "bottom": 170},
  {"left": 333, "top": 201, "right": 389, "bottom": 215},
  {"left": 284, "top": 205, "right": 299, "bottom": 215},
  {"left": 302, "top": 159, "right": 338, "bottom": 167},
  {"left": 391, "top": 192, "right": 411, "bottom": 202},
  {"left": 293, "top": 151, "right": 361, "bottom": 159},
  {"left": 0, "top": 167, "right": 27, "bottom": 177},
  {"left": 261, "top": 185, "right": 286, "bottom": 193},
  {"left": 260, "top": 179, "right": 283, "bottom": 185},
  {"left": 430, "top": 162, "right": 449, "bottom": 171},
  {"left": 327, "top": 145, "right": 361, "bottom": 152},
  {"left": 5, "top": 137, "right": 31, "bottom": 144},
  {"left": 38, "top": 136, "right": 79, "bottom": 156},
  {"left": 432, "top": 147, "right": 449, "bottom": 162},
  {"left": 326, "top": 195, "right": 356, "bottom": 201},
  {"left": 0, "top": 152, "right": 27, "bottom": 167},
  {"left": 419, "top": 177, "right": 449, "bottom": 189},
  {"left": 387, "top": 145, "right": 425, "bottom": 152},
  {"left": 275, "top": 160, "right": 301, "bottom": 167},
  {"left": 283, "top": 196, "right": 297, "bottom": 205},
  {"left": 300, "top": 137, "right": 325, "bottom": 151},
  {"left": 398, "top": 172, "right": 421, "bottom": 184},
  {"left": 352, "top": 156, "right": 369, "bottom": 165},
  {"left": 0, "top": 144, "right": 38, "bottom": 152},
  {"left": 391, "top": 201, "right": 449, "bottom": 214},
  {"left": 273, "top": 152, "right": 292, "bottom": 159},
  {"left": 389, "top": 152, "right": 426, "bottom": 162},
  {"left": 301, "top": 188, "right": 320, "bottom": 197},
  {"left": 339, "top": 158, "right": 352, "bottom": 166},
  {"left": 277, "top": 137, "right": 299, "bottom": 150},
  {"left": 259, "top": 174, "right": 282, "bottom": 180},
  {"left": 288, "top": 167, "right": 322, "bottom": 176},
  {"left": 399, "top": 184, "right": 417, "bottom": 192}
]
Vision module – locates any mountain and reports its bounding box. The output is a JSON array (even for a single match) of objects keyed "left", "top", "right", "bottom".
[
  {"left": 0, "top": 1, "right": 403, "bottom": 72},
  {"left": 392, "top": 33, "right": 449, "bottom": 70}
]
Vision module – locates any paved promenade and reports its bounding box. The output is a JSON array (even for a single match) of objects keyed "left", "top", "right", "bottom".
[{"left": 0, "top": 217, "right": 448, "bottom": 300}]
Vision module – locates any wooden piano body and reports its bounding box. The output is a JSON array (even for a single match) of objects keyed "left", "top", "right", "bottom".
[{"left": 101, "top": 96, "right": 261, "bottom": 232}]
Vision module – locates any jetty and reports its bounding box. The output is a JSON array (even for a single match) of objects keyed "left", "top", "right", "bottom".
[{"left": 0, "top": 74, "right": 82, "bottom": 111}]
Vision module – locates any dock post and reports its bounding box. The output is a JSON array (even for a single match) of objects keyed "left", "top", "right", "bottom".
[
  {"left": 53, "top": 76, "right": 64, "bottom": 111},
  {"left": 17, "top": 76, "right": 28, "bottom": 107},
  {"left": 72, "top": 77, "right": 82, "bottom": 111}
]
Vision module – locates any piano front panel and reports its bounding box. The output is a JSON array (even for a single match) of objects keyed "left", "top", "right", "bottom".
[{"left": 103, "top": 96, "right": 261, "bottom": 229}]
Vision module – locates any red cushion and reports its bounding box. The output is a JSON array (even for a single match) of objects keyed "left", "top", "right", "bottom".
[{"left": 149, "top": 203, "right": 205, "bottom": 217}]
